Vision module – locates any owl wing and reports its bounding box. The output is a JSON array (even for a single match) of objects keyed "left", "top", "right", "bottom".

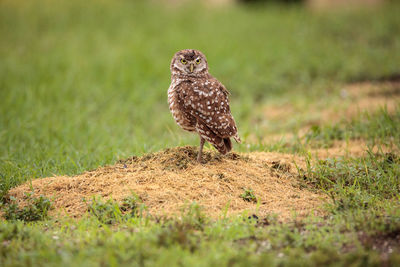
[{"left": 178, "top": 78, "right": 239, "bottom": 139}]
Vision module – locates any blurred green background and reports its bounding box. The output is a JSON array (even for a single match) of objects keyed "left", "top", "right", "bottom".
[{"left": 1, "top": 0, "right": 400, "bottom": 195}]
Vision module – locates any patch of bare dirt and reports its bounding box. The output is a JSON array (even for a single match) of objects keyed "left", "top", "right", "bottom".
[
  {"left": 310, "top": 140, "right": 396, "bottom": 159},
  {"left": 264, "top": 81, "right": 400, "bottom": 126},
  {"left": 257, "top": 81, "right": 400, "bottom": 156},
  {"left": 307, "top": 0, "right": 384, "bottom": 11},
  {"left": 7, "top": 147, "right": 327, "bottom": 221},
  {"left": 340, "top": 81, "right": 400, "bottom": 118}
]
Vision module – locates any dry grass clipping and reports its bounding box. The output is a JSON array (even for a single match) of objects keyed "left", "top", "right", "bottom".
[{"left": 7, "top": 147, "right": 327, "bottom": 221}]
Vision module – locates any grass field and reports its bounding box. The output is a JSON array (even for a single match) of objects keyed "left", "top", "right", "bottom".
[{"left": 1, "top": 0, "right": 400, "bottom": 266}]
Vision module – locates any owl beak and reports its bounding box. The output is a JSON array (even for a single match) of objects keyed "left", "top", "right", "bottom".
[{"left": 190, "top": 63, "right": 194, "bottom": 73}]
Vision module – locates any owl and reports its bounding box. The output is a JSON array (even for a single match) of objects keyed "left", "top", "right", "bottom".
[{"left": 168, "top": 49, "right": 241, "bottom": 162}]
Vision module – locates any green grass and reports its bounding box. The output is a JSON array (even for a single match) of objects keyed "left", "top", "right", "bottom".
[
  {"left": 1, "top": 0, "right": 400, "bottom": 265},
  {"left": 1, "top": 202, "right": 400, "bottom": 266}
]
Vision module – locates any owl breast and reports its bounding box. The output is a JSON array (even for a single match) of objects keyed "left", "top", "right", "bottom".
[{"left": 168, "top": 79, "right": 196, "bottom": 132}]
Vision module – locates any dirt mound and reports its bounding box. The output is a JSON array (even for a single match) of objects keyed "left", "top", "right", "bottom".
[{"left": 7, "top": 147, "right": 327, "bottom": 221}]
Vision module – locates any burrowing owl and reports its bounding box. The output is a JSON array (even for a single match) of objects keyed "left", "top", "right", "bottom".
[{"left": 168, "top": 49, "right": 241, "bottom": 162}]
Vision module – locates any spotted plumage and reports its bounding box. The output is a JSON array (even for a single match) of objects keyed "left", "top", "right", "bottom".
[{"left": 168, "top": 49, "right": 240, "bottom": 162}]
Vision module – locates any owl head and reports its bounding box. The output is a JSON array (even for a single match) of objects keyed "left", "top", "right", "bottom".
[{"left": 170, "top": 49, "right": 208, "bottom": 77}]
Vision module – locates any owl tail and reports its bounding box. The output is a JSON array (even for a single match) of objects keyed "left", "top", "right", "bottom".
[
  {"left": 223, "top": 138, "right": 232, "bottom": 153},
  {"left": 212, "top": 137, "right": 232, "bottom": 155},
  {"left": 233, "top": 133, "right": 241, "bottom": 143}
]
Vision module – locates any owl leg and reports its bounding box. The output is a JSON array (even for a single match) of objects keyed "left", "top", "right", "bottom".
[{"left": 197, "top": 136, "right": 205, "bottom": 163}]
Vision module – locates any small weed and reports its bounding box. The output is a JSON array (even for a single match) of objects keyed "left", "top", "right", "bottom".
[
  {"left": 2, "top": 192, "right": 52, "bottom": 222},
  {"left": 240, "top": 188, "right": 258, "bottom": 203},
  {"left": 156, "top": 221, "right": 201, "bottom": 252},
  {"left": 157, "top": 203, "right": 207, "bottom": 251},
  {"left": 86, "top": 193, "right": 146, "bottom": 224},
  {"left": 86, "top": 196, "right": 123, "bottom": 224},
  {"left": 180, "top": 202, "right": 208, "bottom": 229},
  {"left": 121, "top": 192, "right": 147, "bottom": 217}
]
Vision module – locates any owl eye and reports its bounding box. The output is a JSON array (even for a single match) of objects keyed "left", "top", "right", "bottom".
[
  {"left": 195, "top": 59, "right": 201, "bottom": 64},
  {"left": 180, "top": 59, "right": 187, "bottom": 64}
]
